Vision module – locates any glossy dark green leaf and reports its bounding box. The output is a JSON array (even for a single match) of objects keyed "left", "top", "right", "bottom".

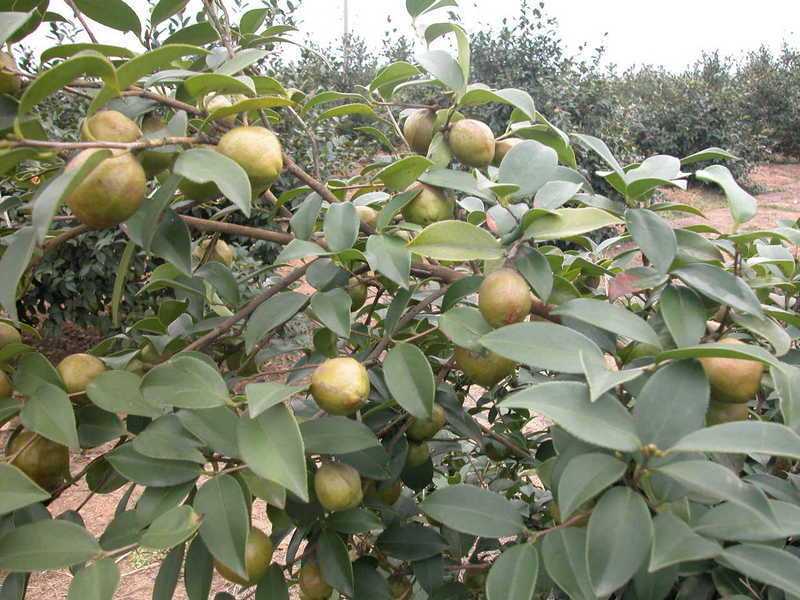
[
  {"left": 67, "top": 558, "right": 119, "bottom": 600},
  {"left": 486, "top": 543, "right": 539, "bottom": 600},
  {"left": 150, "top": 0, "right": 188, "bottom": 26},
  {"left": 177, "top": 407, "right": 240, "bottom": 458},
  {"left": 669, "top": 421, "right": 800, "bottom": 458},
  {"left": 377, "top": 523, "right": 447, "bottom": 561},
  {"left": 195, "top": 475, "right": 249, "bottom": 580},
  {"left": 244, "top": 291, "right": 308, "bottom": 352},
  {"left": 141, "top": 505, "right": 201, "bottom": 550},
  {"left": 174, "top": 148, "right": 252, "bottom": 217},
  {"left": 324, "top": 202, "right": 359, "bottom": 252},
  {"left": 721, "top": 544, "right": 800, "bottom": 596},
  {"left": 557, "top": 453, "right": 627, "bottom": 520},
  {"left": 152, "top": 543, "right": 185, "bottom": 600},
  {"left": 244, "top": 382, "right": 305, "bottom": 419},
  {"left": 552, "top": 298, "right": 661, "bottom": 347},
  {"left": 107, "top": 443, "right": 201, "bottom": 487},
  {"left": 184, "top": 536, "right": 213, "bottom": 600},
  {"left": 0, "top": 464, "right": 50, "bottom": 516},
  {"left": 649, "top": 512, "right": 721, "bottom": 572},
  {"left": 659, "top": 285, "right": 705, "bottom": 347},
  {"left": 498, "top": 140, "right": 558, "bottom": 199},
  {"left": 672, "top": 263, "right": 763, "bottom": 318},
  {"left": 135, "top": 482, "right": 195, "bottom": 527},
  {"left": 515, "top": 248, "right": 553, "bottom": 302},
  {"left": 317, "top": 530, "right": 354, "bottom": 596},
  {"left": 20, "top": 382, "right": 79, "bottom": 449},
  {"left": 0, "top": 227, "right": 36, "bottom": 322},
  {"left": 73, "top": 0, "right": 140, "bottom": 34},
  {"left": 542, "top": 528, "right": 595, "bottom": 600},
  {"left": 384, "top": 343, "right": 435, "bottom": 420},
  {"left": 420, "top": 484, "right": 524, "bottom": 538},
  {"left": 255, "top": 564, "right": 289, "bottom": 600},
  {"left": 12, "top": 352, "right": 63, "bottom": 397},
  {"left": 75, "top": 405, "right": 125, "bottom": 448},
  {"left": 142, "top": 356, "right": 229, "bottom": 410},
  {"left": 438, "top": 306, "right": 492, "bottom": 351},
  {"left": 417, "top": 49, "right": 465, "bottom": 96},
  {"left": 328, "top": 507, "right": 383, "bottom": 534},
  {"left": 408, "top": 221, "right": 502, "bottom": 261},
  {"left": 364, "top": 235, "right": 411, "bottom": 288},
  {"left": 0, "top": 520, "right": 101, "bottom": 571},
  {"left": 300, "top": 416, "right": 380, "bottom": 455},
  {"left": 695, "top": 165, "right": 756, "bottom": 225},
  {"left": 133, "top": 414, "right": 205, "bottom": 464},
  {"left": 311, "top": 288, "right": 351, "bottom": 338}
]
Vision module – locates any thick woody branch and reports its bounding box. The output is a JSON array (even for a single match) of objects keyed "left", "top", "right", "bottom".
[
  {"left": 283, "top": 153, "right": 341, "bottom": 206},
  {"left": 180, "top": 215, "right": 295, "bottom": 246},
  {"left": 4, "top": 136, "right": 203, "bottom": 152}
]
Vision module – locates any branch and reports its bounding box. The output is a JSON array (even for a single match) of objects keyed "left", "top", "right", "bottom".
[
  {"left": 180, "top": 215, "right": 294, "bottom": 245},
  {"left": 64, "top": 0, "right": 99, "bottom": 43},
  {"left": 3, "top": 136, "right": 203, "bottom": 152},
  {"left": 283, "top": 153, "right": 340, "bottom": 205},
  {"left": 287, "top": 106, "right": 322, "bottom": 179}
]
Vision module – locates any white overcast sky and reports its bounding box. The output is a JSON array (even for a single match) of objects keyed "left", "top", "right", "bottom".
[{"left": 31, "top": 0, "right": 800, "bottom": 70}]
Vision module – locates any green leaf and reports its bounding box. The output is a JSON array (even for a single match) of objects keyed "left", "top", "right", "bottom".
[
  {"left": 215, "top": 48, "right": 269, "bottom": 76},
  {"left": 656, "top": 341, "right": 780, "bottom": 368},
  {"left": 237, "top": 404, "right": 308, "bottom": 502},
  {"left": 245, "top": 381, "right": 305, "bottom": 419},
  {"left": 150, "top": 209, "right": 192, "bottom": 276},
  {"left": 417, "top": 49, "right": 465, "bottom": 96},
  {"left": 21, "top": 382, "right": 79, "bottom": 449},
  {"left": 87, "top": 370, "right": 161, "bottom": 418},
  {"left": 300, "top": 416, "right": 380, "bottom": 455},
  {"left": 438, "top": 306, "right": 493, "bottom": 351},
  {"left": 311, "top": 288, "right": 351, "bottom": 338},
  {"left": 244, "top": 291, "right": 307, "bottom": 352},
  {"left": 195, "top": 475, "right": 249, "bottom": 580},
  {"left": 153, "top": 543, "right": 185, "bottom": 600},
  {"left": 384, "top": 343, "right": 435, "bottom": 420},
  {"left": 376, "top": 523, "right": 447, "bottom": 561},
  {"left": 695, "top": 165, "right": 756, "bottom": 225},
  {"left": 501, "top": 381, "right": 641, "bottom": 452},
  {"left": 141, "top": 505, "right": 201, "bottom": 550},
  {"left": 408, "top": 220, "right": 502, "bottom": 261},
  {"left": 659, "top": 285, "right": 705, "bottom": 347},
  {"left": 174, "top": 148, "right": 252, "bottom": 217},
  {"left": 184, "top": 536, "right": 213, "bottom": 600},
  {"left": 369, "top": 60, "right": 421, "bottom": 94},
  {"left": 150, "top": 0, "right": 188, "bottom": 26},
  {"left": 534, "top": 180, "right": 582, "bottom": 210},
  {"left": 68, "top": 558, "right": 120, "bottom": 600},
  {"left": 328, "top": 508, "right": 384, "bottom": 534},
  {"left": 256, "top": 564, "right": 289, "bottom": 599},
  {"left": 634, "top": 360, "right": 708, "bottom": 449},
  {"left": 481, "top": 322, "right": 604, "bottom": 375},
  {"left": 694, "top": 499, "right": 800, "bottom": 541},
  {"left": 324, "top": 202, "right": 359, "bottom": 252},
  {"left": 668, "top": 421, "right": 800, "bottom": 458},
  {"left": 681, "top": 147, "right": 738, "bottom": 166},
  {"left": 0, "top": 520, "right": 101, "bottom": 571},
  {"left": 364, "top": 235, "right": 411, "bottom": 288},
  {"left": 672, "top": 263, "right": 763, "bottom": 318},
  {"left": 515, "top": 248, "right": 553, "bottom": 302},
  {"left": 133, "top": 414, "right": 206, "bottom": 464},
  {"left": 541, "top": 528, "right": 596, "bottom": 600},
  {"left": 183, "top": 72, "right": 254, "bottom": 98},
  {"left": 135, "top": 482, "right": 194, "bottom": 526},
  {"left": 0, "top": 12, "right": 30, "bottom": 46},
  {"left": 163, "top": 22, "right": 218, "bottom": 46},
  {"left": 317, "top": 102, "right": 377, "bottom": 122},
  {"left": 375, "top": 156, "right": 433, "bottom": 191},
  {"left": 461, "top": 87, "right": 536, "bottom": 122},
  {"left": 419, "top": 168, "right": 493, "bottom": 200},
  {"left": 498, "top": 140, "right": 558, "bottom": 199},
  {"left": 773, "top": 365, "right": 800, "bottom": 430},
  {"left": 486, "top": 543, "right": 538, "bottom": 600},
  {"left": 73, "top": 0, "right": 140, "bottom": 33},
  {"left": 649, "top": 512, "right": 721, "bottom": 571},
  {"left": 524, "top": 207, "right": 622, "bottom": 241},
  {"left": 420, "top": 484, "right": 525, "bottom": 538},
  {"left": 721, "top": 544, "right": 800, "bottom": 597},
  {"left": 0, "top": 464, "right": 50, "bottom": 516},
  {"left": 552, "top": 298, "right": 661, "bottom": 347},
  {"left": 626, "top": 208, "right": 677, "bottom": 273},
  {"left": 142, "top": 356, "right": 229, "bottom": 410},
  {"left": 107, "top": 443, "right": 201, "bottom": 487},
  {"left": 0, "top": 227, "right": 37, "bottom": 322},
  {"left": 587, "top": 486, "right": 653, "bottom": 597},
  {"left": 317, "top": 530, "right": 354, "bottom": 596},
  {"left": 557, "top": 453, "right": 627, "bottom": 520},
  {"left": 572, "top": 133, "right": 625, "bottom": 179}
]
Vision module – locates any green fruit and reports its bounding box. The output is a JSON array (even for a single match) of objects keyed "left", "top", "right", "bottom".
[
  {"left": 57, "top": 353, "right": 106, "bottom": 394},
  {"left": 447, "top": 119, "right": 495, "bottom": 168},
  {"left": 139, "top": 114, "right": 176, "bottom": 178},
  {"left": 299, "top": 560, "right": 333, "bottom": 599},
  {"left": 0, "top": 371, "right": 12, "bottom": 397},
  {"left": 193, "top": 238, "right": 235, "bottom": 267},
  {"left": 0, "top": 51, "right": 22, "bottom": 96},
  {"left": 699, "top": 338, "right": 764, "bottom": 403},
  {"left": 623, "top": 342, "right": 660, "bottom": 363},
  {"left": 65, "top": 149, "right": 147, "bottom": 228},
  {"left": 388, "top": 574, "right": 413, "bottom": 598},
  {"left": 454, "top": 346, "right": 516, "bottom": 388},
  {"left": 356, "top": 205, "right": 378, "bottom": 228},
  {"left": 80, "top": 110, "right": 142, "bottom": 143},
  {"left": 0, "top": 322, "right": 21, "bottom": 349},
  {"left": 310, "top": 357, "right": 370, "bottom": 415},
  {"left": 407, "top": 404, "right": 446, "bottom": 442},
  {"left": 315, "top": 461, "right": 363, "bottom": 512},
  {"left": 217, "top": 126, "right": 283, "bottom": 188},
  {"left": 214, "top": 526, "right": 273, "bottom": 587},
  {"left": 7, "top": 430, "right": 69, "bottom": 491},
  {"left": 706, "top": 400, "right": 749, "bottom": 425},
  {"left": 403, "top": 109, "right": 436, "bottom": 155},
  {"left": 493, "top": 137, "right": 523, "bottom": 165},
  {"left": 479, "top": 268, "right": 533, "bottom": 328},
  {"left": 406, "top": 441, "right": 430, "bottom": 468},
  {"left": 401, "top": 183, "right": 453, "bottom": 226},
  {"left": 347, "top": 277, "right": 368, "bottom": 310},
  {"left": 367, "top": 479, "right": 403, "bottom": 505}
]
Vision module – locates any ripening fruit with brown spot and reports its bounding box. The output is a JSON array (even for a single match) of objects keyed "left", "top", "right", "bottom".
[
  {"left": 493, "top": 137, "right": 523, "bottom": 165},
  {"left": 7, "top": 430, "right": 70, "bottom": 491},
  {"left": 310, "top": 357, "right": 370, "bottom": 415},
  {"left": 217, "top": 126, "right": 283, "bottom": 189},
  {"left": 299, "top": 560, "right": 333, "bottom": 599},
  {"left": 407, "top": 404, "right": 446, "bottom": 442},
  {"left": 356, "top": 205, "right": 378, "bottom": 228},
  {"left": 315, "top": 461, "right": 363, "bottom": 512},
  {"left": 80, "top": 110, "right": 142, "bottom": 143},
  {"left": 57, "top": 353, "right": 106, "bottom": 394},
  {"left": 698, "top": 338, "right": 765, "bottom": 404},
  {"left": 214, "top": 526, "right": 273, "bottom": 587},
  {"left": 0, "top": 322, "right": 21, "bottom": 349},
  {"left": 0, "top": 371, "right": 12, "bottom": 398},
  {"left": 479, "top": 268, "right": 534, "bottom": 328},
  {"left": 403, "top": 109, "right": 436, "bottom": 155},
  {"left": 65, "top": 149, "right": 147, "bottom": 228},
  {"left": 706, "top": 400, "right": 749, "bottom": 426},
  {"left": 0, "top": 51, "right": 22, "bottom": 96},
  {"left": 401, "top": 183, "right": 453, "bottom": 226},
  {"left": 193, "top": 238, "right": 235, "bottom": 267},
  {"left": 447, "top": 119, "right": 495, "bottom": 168},
  {"left": 347, "top": 277, "right": 368, "bottom": 310},
  {"left": 405, "top": 441, "right": 430, "bottom": 468},
  {"left": 454, "top": 346, "right": 516, "bottom": 388}
]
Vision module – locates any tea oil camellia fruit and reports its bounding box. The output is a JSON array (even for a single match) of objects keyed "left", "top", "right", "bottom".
[
  {"left": 699, "top": 338, "right": 765, "bottom": 403},
  {"left": 356, "top": 205, "right": 379, "bottom": 228},
  {"left": 479, "top": 268, "right": 533, "bottom": 328},
  {"left": 406, "top": 441, "right": 430, "bottom": 468},
  {"left": 347, "top": 277, "right": 368, "bottom": 310},
  {"left": 403, "top": 109, "right": 436, "bottom": 155},
  {"left": 7, "top": 430, "right": 69, "bottom": 491},
  {"left": 80, "top": 110, "right": 142, "bottom": 143},
  {"left": 299, "top": 560, "right": 333, "bottom": 599},
  {"left": 213, "top": 526, "right": 273, "bottom": 587},
  {"left": 57, "top": 353, "right": 106, "bottom": 394},
  {"left": 310, "top": 357, "right": 370, "bottom": 415},
  {"left": 407, "top": 404, "right": 446, "bottom": 442},
  {"left": 314, "top": 461, "right": 363, "bottom": 512},
  {"left": 0, "top": 371, "right": 12, "bottom": 398},
  {"left": 217, "top": 126, "right": 283, "bottom": 189},
  {"left": 454, "top": 346, "right": 517, "bottom": 388},
  {"left": 401, "top": 183, "right": 453, "bottom": 226},
  {"left": 447, "top": 119, "right": 495, "bottom": 168},
  {"left": 707, "top": 400, "right": 750, "bottom": 425},
  {"left": 493, "top": 137, "right": 523, "bottom": 165},
  {"left": 0, "top": 51, "right": 22, "bottom": 96},
  {"left": 193, "top": 238, "right": 235, "bottom": 267},
  {"left": 0, "top": 322, "right": 21, "bottom": 349}
]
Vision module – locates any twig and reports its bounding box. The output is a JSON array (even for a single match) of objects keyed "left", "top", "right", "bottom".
[
  {"left": 3, "top": 136, "right": 202, "bottom": 152},
  {"left": 65, "top": 0, "right": 99, "bottom": 43},
  {"left": 283, "top": 153, "right": 340, "bottom": 206},
  {"left": 287, "top": 107, "right": 322, "bottom": 179},
  {"left": 180, "top": 215, "right": 294, "bottom": 245}
]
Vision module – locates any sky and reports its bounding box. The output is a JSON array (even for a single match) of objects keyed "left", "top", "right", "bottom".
[{"left": 30, "top": 0, "right": 800, "bottom": 70}]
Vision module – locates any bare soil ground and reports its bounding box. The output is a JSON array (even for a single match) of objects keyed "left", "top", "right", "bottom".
[{"left": 12, "top": 162, "right": 800, "bottom": 599}]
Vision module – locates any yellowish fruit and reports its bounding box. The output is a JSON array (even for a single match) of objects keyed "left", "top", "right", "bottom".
[
  {"left": 388, "top": 574, "right": 413, "bottom": 598},
  {"left": 698, "top": 338, "right": 764, "bottom": 404},
  {"left": 406, "top": 441, "right": 430, "bottom": 468},
  {"left": 193, "top": 238, "right": 235, "bottom": 267},
  {"left": 367, "top": 479, "right": 403, "bottom": 505},
  {"left": 347, "top": 277, "right": 368, "bottom": 310},
  {"left": 0, "top": 322, "right": 21, "bottom": 349},
  {"left": 0, "top": 371, "right": 12, "bottom": 397},
  {"left": 80, "top": 110, "right": 142, "bottom": 143},
  {"left": 217, "top": 126, "right": 283, "bottom": 188},
  {"left": 315, "top": 461, "right": 363, "bottom": 512},
  {"left": 299, "top": 561, "right": 333, "bottom": 600},
  {"left": 65, "top": 149, "right": 147, "bottom": 228},
  {"left": 214, "top": 526, "right": 273, "bottom": 587},
  {"left": 706, "top": 400, "right": 749, "bottom": 426},
  {"left": 447, "top": 119, "right": 495, "bottom": 168},
  {"left": 454, "top": 346, "right": 516, "bottom": 388},
  {"left": 401, "top": 183, "right": 453, "bottom": 226},
  {"left": 407, "top": 404, "right": 446, "bottom": 442},
  {"left": 310, "top": 357, "right": 370, "bottom": 415},
  {"left": 202, "top": 93, "right": 236, "bottom": 126},
  {"left": 57, "top": 353, "right": 106, "bottom": 394},
  {"left": 493, "top": 138, "right": 523, "bottom": 165},
  {"left": 355, "top": 205, "right": 378, "bottom": 228},
  {"left": 403, "top": 109, "right": 436, "bottom": 155},
  {"left": 0, "top": 51, "right": 22, "bottom": 96},
  {"left": 479, "top": 268, "right": 533, "bottom": 328},
  {"left": 7, "top": 430, "right": 69, "bottom": 491}
]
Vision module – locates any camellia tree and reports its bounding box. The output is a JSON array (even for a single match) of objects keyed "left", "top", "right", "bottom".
[{"left": 4, "top": 0, "right": 800, "bottom": 598}]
